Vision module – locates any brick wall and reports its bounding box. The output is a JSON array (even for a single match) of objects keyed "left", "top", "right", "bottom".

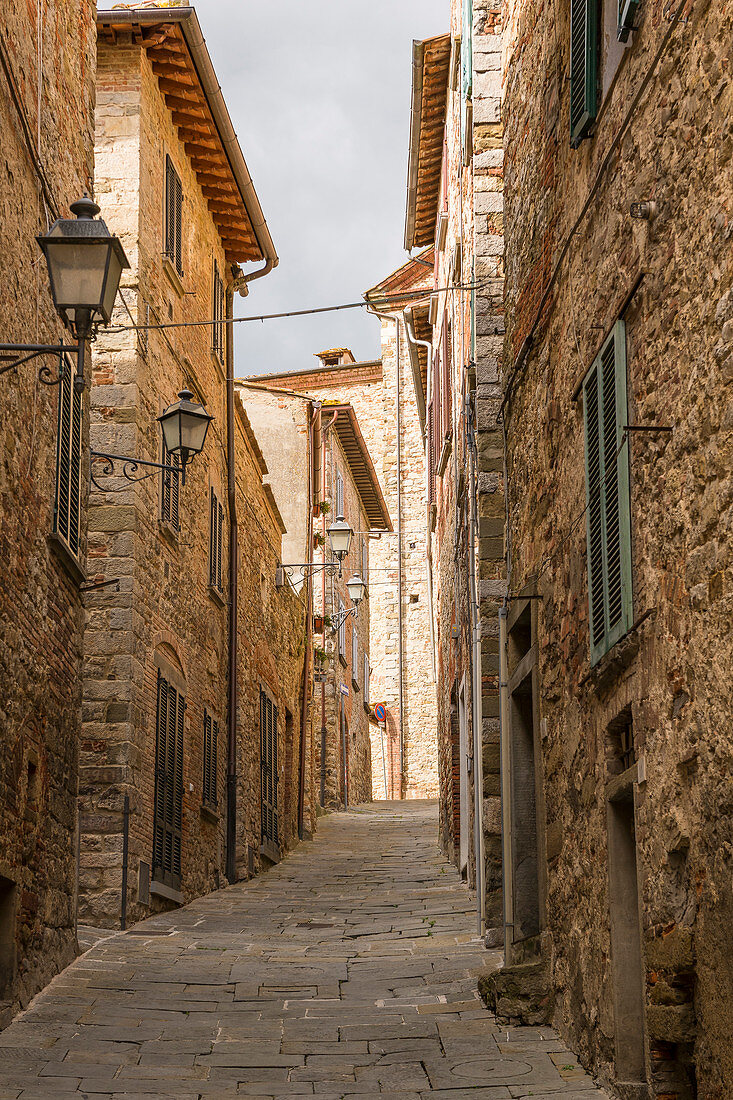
[{"left": 0, "top": 1, "right": 96, "bottom": 1017}]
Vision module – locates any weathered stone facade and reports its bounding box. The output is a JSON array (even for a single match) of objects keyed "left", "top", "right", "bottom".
[
  {"left": 498, "top": 0, "right": 733, "bottom": 1094},
  {"left": 400, "top": 1, "right": 506, "bottom": 935},
  {"left": 241, "top": 384, "right": 389, "bottom": 812},
  {"left": 0, "top": 1, "right": 96, "bottom": 1019},
  {"left": 78, "top": 11, "right": 305, "bottom": 927},
  {"left": 256, "top": 343, "right": 440, "bottom": 803}
]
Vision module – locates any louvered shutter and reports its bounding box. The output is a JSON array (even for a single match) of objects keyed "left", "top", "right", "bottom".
[
  {"left": 260, "top": 691, "right": 279, "bottom": 846},
  {"left": 173, "top": 174, "right": 182, "bottom": 276},
  {"left": 162, "top": 443, "right": 180, "bottom": 529},
  {"left": 462, "top": 0, "right": 473, "bottom": 99},
  {"left": 217, "top": 499, "right": 224, "bottom": 591},
  {"left": 212, "top": 720, "right": 219, "bottom": 806},
  {"left": 203, "top": 709, "right": 212, "bottom": 806},
  {"left": 583, "top": 320, "right": 633, "bottom": 666},
  {"left": 617, "top": 0, "right": 639, "bottom": 42},
  {"left": 173, "top": 691, "right": 184, "bottom": 876},
  {"left": 427, "top": 398, "right": 435, "bottom": 507},
  {"left": 165, "top": 157, "right": 175, "bottom": 263},
  {"left": 153, "top": 671, "right": 168, "bottom": 873},
  {"left": 570, "top": 0, "right": 598, "bottom": 147},
  {"left": 209, "top": 489, "right": 216, "bottom": 587},
  {"left": 441, "top": 318, "right": 451, "bottom": 440},
  {"left": 54, "top": 355, "right": 82, "bottom": 557}
]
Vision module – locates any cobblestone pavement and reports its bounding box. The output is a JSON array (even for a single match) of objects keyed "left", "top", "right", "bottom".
[{"left": 0, "top": 801, "right": 608, "bottom": 1099}]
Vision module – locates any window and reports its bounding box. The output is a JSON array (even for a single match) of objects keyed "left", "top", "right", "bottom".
[
  {"left": 617, "top": 0, "right": 639, "bottom": 41},
  {"left": 583, "top": 319, "right": 633, "bottom": 666},
  {"left": 212, "top": 261, "right": 225, "bottom": 362},
  {"left": 363, "top": 653, "right": 370, "bottom": 707},
  {"left": 209, "top": 487, "right": 224, "bottom": 592},
  {"left": 351, "top": 624, "right": 358, "bottom": 688},
  {"left": 161, "top": 441, "right": 180, "bottom": 530},
  {"left": 335, "top": 469, "right": 344, "bottom": 517},
  {"left": 338, "top": 597, "right": 346, "bottom": 660},
  {"left": 153, "top": 670, "right": 184, "bottom": 886},
  {"left": 260, "top": 689, "right": 279, "bottom": 848},
  {"left": 570, "top": 0, "right": 598, "bottom": 147},
  {"left": 53, "top": 353, "right": 83, "bottom": 559},
  {"left": 202, "top": 709, "right": 219, "bottom": 809},
  {"left": 164, "top": 155, "right": 183, "bottom": 276}
]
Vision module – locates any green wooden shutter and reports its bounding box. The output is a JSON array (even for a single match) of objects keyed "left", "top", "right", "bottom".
[
  {"left": 583, "top": 320, "right": 633, "bottom": 666},
  {"left": 153, "top": 671, "right": 168, "bottom": 872},
  {"left": 462, "top": 0, "right": 473, "bottom": 99},
  {"left": 212, "top": 720, "right": 219, "bottom": 807},
  {"left": 173, "top": 690, "right": 184, "bottom": 877},
  {"left": 617, "top": 0, "right": 639, "bottom": 42},
  {"left": 54, "top": 354, "right": 82, "bottom": 557},
  {"left": 203, "top": 708, "right": 212, "bottom": 806},
  {"left": 570, "top": 0, "right": 598, "bottom": 147}
]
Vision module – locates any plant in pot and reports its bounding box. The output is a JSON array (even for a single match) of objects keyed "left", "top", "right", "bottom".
[{"left": 319, "top": 500, "right": 331, "bottom": 515}]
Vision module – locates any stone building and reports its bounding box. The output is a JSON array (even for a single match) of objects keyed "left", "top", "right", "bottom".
[
  {"left": 0, "top": 0, "right": 96, "bottom": 1019},
  {"left": 494, "top": 0, "right": 733, "bottom": 1094},
  {"left": 397, "top": 2, "right": 506, "bottom": 936},
  {"left": 252, "top": 341, "right": 439, "bottom": 802},
  {"left": 241, "top": 383, "right": 392, "bottom": 811},
  {"left": 78, "top": 6, "right": 306, "bottom": 926}
]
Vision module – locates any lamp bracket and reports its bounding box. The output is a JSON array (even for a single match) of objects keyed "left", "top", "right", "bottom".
[
  {"left": 281, "top": 561, "right": 342, "bottom": 578},
  {"left": 0, "top": 343, "right": 80, "bottom": 386},
  {"left": 330, "top": 605, "right": 357, "bottom": 633},
  {"left": 91, "top": 450, "right": 181, "bottom": 493}
]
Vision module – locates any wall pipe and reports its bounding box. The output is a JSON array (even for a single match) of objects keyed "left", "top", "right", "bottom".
[
  {"left": 499, "top": 604, "right": 514, "bottom": 959},
  {"left": 297, "top": 404, "right": 316, "bottom": 839},
  {"left": 225, "top": 279, "right": 239, "bottom": 884},
  {"left": 395, "top": 318, "right": 405, "bottom": 796},
  {"left": 468, "top": 395, "right": 486, "bottom": 936}
]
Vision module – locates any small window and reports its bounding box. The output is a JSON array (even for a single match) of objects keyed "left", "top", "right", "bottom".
[
  {"left": 338, "top": 597, "right": 346, "bottom": 659},
  {"left": 202, "top": 709, "right": 219, "bottom": 808},
  {"left": 153, "top": 671, "right": 184, "bottom": 886},
  {"left": 209, "top": 487, "right": 224, "bottom": 593},
  {"left": 53, "top": 353, "right": 83, "bottom": 560},
  {"left": 260, "top": 690, "right": 279, "bottom": 847},
  {"left": 212, "top": 261, "right": 225, "bottom": 362},
  {"left": 161, "top": 441, "right": 180, "bottom": 530},
  {"left": 351, "top": 623, "right": 358, "bottom": 687},
  {"left": 335, "top": 469, "right": 344, "bottom": 517},
  {"left": 583, "top": 319, "right": 633, "bottom": 665},
  {"left": 164, "top": 155, "right": 183, "bottom": 276},
  {"left": 363, "top": 653, "right": 370, "bottom": 707},
  {"left": 570, "top": 0, "right": 599, "bottom": 147}
]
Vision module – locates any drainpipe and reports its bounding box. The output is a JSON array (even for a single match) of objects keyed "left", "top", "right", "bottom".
[
  {"left": 468, "top": 395, "right": 486, "bottom": 935},
  {"left": 499, "top": 603, "right": 513, "bottom": 960},
  {"left": 404, "top": 313, "right": 436, "bottom": 683},
  {"left": 225, "top": 277, "right": 239, "bottom": 884},
  {"left": 395, "top": 318, "right": 405, "bottom": 797},
  {"left": 320, "top": 409, "right": 339, "bottom": 806},
  {"left": 297, "top": 403, "right": 316, "bottom": 839}
]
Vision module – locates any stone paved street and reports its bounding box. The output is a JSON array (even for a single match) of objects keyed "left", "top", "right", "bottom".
[{"left": 0, "top": 802, "right": 608, "bottom": 1099}]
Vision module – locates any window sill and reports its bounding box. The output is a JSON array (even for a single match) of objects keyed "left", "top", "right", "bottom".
[
  {"left": 351, "top": 679, "right": 360, "bottom": 693},
  {"left": 159, "top": 521, "right": 180, "bottom": 549},
  {"left": 208, "top": 585, "right": 226, "bottom": 610},
  {"left": 200, "top": 803, "right": 219, "bottom": 825},
  {"left": 260, "top": 839, "right": 281, "bottom": 865},
  {"left": 162, "top": 257, "right": 185, "bottom": 299},
  {"left": 211, "top": 349, "right": 226, "bottom": 381},
  {"left": 48, "top": 532, "right": 86, "bottom": 586},
  {"left": 150, "top": 878, "right": 183, "bottom": 905},
  {"left": 582, "top": 608, "right": 655, "bottom": 696},
  {"left": 338, "top": 655, "right": 347, "bottom": 668}
]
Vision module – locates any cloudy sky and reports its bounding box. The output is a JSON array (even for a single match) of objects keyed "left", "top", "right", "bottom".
[{"left": 201, "top": 0, "right": 447, "bottom": 376}]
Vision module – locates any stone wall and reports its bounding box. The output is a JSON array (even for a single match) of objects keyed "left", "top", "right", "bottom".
[
  {"left": 0, "top": 1, "right": 96, "bottom": 1019},
  {"left": 79, "top": 34, "right": 306, "bottom": 927},
  {"left": 501, "top": 0, "right": 732, "bottom": 1093}
]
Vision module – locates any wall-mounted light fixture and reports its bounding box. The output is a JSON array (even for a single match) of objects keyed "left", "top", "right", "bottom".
[
  {"left": 330, "top": 574, "right": 366, "bottom": 633},
  {"left": 0, "top": 196, "right": 129, "bottom": 390},
  {"left": 276, "top": 515, "right": 355, "bottom": 593},
  {"left": 91, "top": 389, "right": 213, "bottom": 489}
]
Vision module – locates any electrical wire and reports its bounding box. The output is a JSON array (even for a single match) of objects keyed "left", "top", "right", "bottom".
[{"left": 105, "top": 281, "right": 489, "bottom": 335}]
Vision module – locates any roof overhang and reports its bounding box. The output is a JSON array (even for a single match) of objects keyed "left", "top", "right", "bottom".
[
  {"left": 97, "top": 6, "right": 278, "bottom": 270},
  {"left": 404, "top": 34, "right": 451, "bottom": 251},
  {"left": 322, "top": 404, "right": 392, "bottom": 532}
]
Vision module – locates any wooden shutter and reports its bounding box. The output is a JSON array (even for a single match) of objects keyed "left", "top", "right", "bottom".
[
  {"left": 212, "top": 262, "right": 225, "bottom": 360},
  {"left": 153, "top": 671, "right": 184, "bottom": 883},
  {"left": 165, "top": 156, "right": 183, "bottom": 275},
  {"left": 351, "top": 623, "right": 358, "bottom": 681},
  {"left": 583, "top": 320, "right": 633, "bottom": 666},
  {"left": 364, "top": 654, "right": 369, "bottom": 706},
  {"left": 203, "top": 710, "right": 218, "bottom": 807},
  {"left": 462, "top": 0, "right": 473, "bottom": 99},
  {"left": 260, "top": 690, "right": 279, "bottom": 847},
  {"left": 54, "top": 354, "right": 83, "bottom": 557},
  {"left": 427, "top": 397, "right": 436, "bottom": 507},
  {"left": 162, "top": 443, "right": 180, "bottom": 529},
  {"left": 570, "top": 0, "right": 598, "bottom": 147},
  {"left": 209, "top": 490, "right": 224, "bottom": 591},
  {"left": 441, "top": 318, "right": 452, "bottom": 440}
]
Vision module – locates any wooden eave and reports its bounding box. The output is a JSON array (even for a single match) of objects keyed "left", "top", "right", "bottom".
[
  {"left": 324, "top": 405, "right": 392, "bottom": 532},
  {"left": 404, "top": 35, "right": 451, "bottom": 251},
  {"left": 98, "top": 16, "right": 263, "bottom": 266}
]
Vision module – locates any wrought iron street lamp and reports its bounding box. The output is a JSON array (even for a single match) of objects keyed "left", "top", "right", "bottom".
[
  {"left": 0, "top": 196, "right": 129, "bottom": 390},
  {"left": 275, "top": 515, "right": 355, "bottom": 592},
  {"left": 331, "top": 574, "right": 366, "bottom": 633},
  {"left": 91, "top": 389, "right": 213, "bottom": 489}
]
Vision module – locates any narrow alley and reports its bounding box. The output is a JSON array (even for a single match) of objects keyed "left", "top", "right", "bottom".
[{"left": 0, "top": 802, "right": 606, "bottom": 1099}]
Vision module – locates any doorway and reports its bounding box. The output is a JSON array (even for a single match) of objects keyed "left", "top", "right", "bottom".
[
  {"left": 0, "top": 875, "right": 16, "bottom": 1002},
  {"left": 458, "top": 680, "right": 469, "bottom": 876}
]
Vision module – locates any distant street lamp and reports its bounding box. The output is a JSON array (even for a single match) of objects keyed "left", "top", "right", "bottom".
[
  {"left": 0, "top": 195, "right": 129, "bottom": 388},
  {"left": 346, "top": 573, "right": 366, "bottom": 606},
  {"left": 327, "top": 515, "right": 352, "bottom": 573},
  {"left": 275, "top": 515, "right": 355, "bottom": 593}
]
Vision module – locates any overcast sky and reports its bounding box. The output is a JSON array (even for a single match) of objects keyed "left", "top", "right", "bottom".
[{"left": 200, "top": 0, "right": 447, "bottom": 376}]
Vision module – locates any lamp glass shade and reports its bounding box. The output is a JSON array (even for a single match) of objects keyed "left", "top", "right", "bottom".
[
  {"left": 158, "top": 389, "right": 213, "bottom": 461},
  {"left": 286, "top": 567, "right": 306, "bottom": 596},
  {"left": 346, "top": 574, "right": 365, "bottom": 604},
  {"left": 327, "top": 515, "right": 352, "bottom": 558},
  {"left": 37, "top": 197, "right": 129, "bottom": 336}
]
